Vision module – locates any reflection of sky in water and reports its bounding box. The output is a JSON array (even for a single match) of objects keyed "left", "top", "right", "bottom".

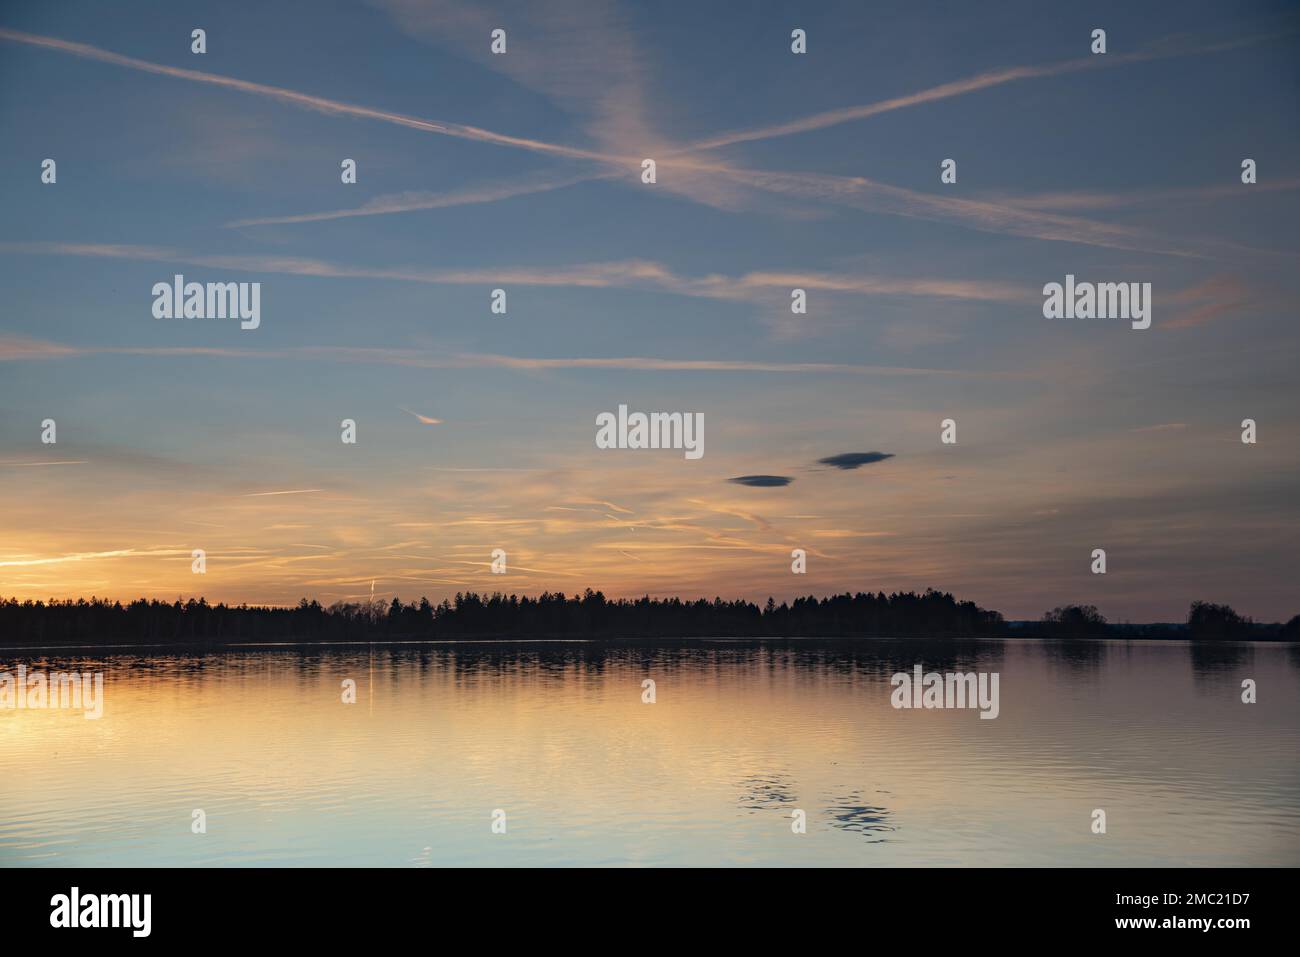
[{"left": 1, "top": 639, "right": 1297, "bottom": 866}]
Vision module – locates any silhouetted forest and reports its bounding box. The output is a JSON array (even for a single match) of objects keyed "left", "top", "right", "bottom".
[
  {"left": 1029, "top": 600, "right": 1298, "bottom": 641},
  {"left": 0, "top": 591, "right": 1294, "bottom": 647}
]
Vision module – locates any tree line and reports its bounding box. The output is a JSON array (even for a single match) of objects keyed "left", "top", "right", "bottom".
[
  {"left": 1, "top": 588, "right": 998, "bottom": 644},
  {"left": 0, "top": 591, "right": 1292, "bottom": 646},
  {"left": 1034, "top": 601, "right": 1298, "bottom": 640}
]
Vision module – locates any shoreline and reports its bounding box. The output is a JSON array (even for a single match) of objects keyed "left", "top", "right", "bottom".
[{"left": 2, "top": 632, "right": 1296, "bottom": 653}]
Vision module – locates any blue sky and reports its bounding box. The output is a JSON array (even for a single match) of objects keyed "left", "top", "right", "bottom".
[{"left": 1, "top": 0, "right": 1297, "bottom": 619}]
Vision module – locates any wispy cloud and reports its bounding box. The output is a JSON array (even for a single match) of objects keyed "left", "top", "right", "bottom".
[
  {"left": 225, "top": 171, "right": 609, "bottom": 227},
  {"left": 685, "top": 57, "right": 1117, "bottom": 152},
  {"left": 0, "top": 241, "right": 1030, "bottom": 307},
  {"left": 712, "top": 166, "right": 1245, "bottom": 259},
  {"left": 0, "top": 459, "right": 88, "bottom": 467},
  {"left": 242, "top": 489, "right": 325, "bottom": 497},
  {"left": 374, "top": 0, "right": 655, "bottom": 150},
  {"left": 424, "top": 467, "right": 543, "bottom": 473},
  {"left": 982, "top": 178, "right": 1300, "bottom": 212},
  {"left": 372, "top": 0, "right": 734, "bottom": 210},
  {"left": 1130, "top": 423, "right": 1189, "bottom": 433},
  {"left": 1, "top": 25, "right": 1259, "bottom": 256},
  {"left": 400, "top": 407, "right": 443, "bottom": 425},
  {"left": 679, "top": 32, "right": 1274, "bottom": 152},
  {"left": 569, "top": 499, "right": 635, "bottom": 515},
  {"left": 0, "top": 335, "right": 1022, "bottom": 379},
  {"left": 0, "top": 548, "right": 191, "bottom": 568},
  {"left": 0, "top": 27, "right": 616, "bottom": 163},
  {"left": 1162, "top": 275, "right": 1256, "bottom": 330}
]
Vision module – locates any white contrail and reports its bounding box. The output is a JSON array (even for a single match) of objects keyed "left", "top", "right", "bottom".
[{"left": 0, "top": 27, "right": 624, "bottom": 164}]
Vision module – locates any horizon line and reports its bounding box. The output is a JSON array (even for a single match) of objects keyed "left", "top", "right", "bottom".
[{"left": 3, "top": 590, "right": 1292, "bottom": 627}]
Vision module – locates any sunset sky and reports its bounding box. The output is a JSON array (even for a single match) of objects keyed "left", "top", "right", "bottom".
[{"left": 1, "top": 0, "right": 1297, "bottom": 621}]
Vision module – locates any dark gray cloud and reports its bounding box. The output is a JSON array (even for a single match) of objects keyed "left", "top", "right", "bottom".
[
  {"left": 817, "top": 452, "right": 895, "bottom": 470},
  {"left": 727, "top": 475, "right": 793, "bottom": 488}
]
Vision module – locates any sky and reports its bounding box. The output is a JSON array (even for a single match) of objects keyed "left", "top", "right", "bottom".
[{"left": 0, "top": 0, "right": 1297, "bottom": 621}]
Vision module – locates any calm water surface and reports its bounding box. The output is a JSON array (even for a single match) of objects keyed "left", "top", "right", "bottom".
[{"left": 2, "top": 638, "right": 1298, "bottom": 866}]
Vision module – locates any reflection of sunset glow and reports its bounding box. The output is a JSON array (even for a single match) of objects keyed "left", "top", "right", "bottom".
[{"left": 3, "top": 643, "right": 1297, "bottom": 866}]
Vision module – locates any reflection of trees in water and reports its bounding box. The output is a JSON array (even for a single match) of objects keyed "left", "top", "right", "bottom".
[
  {"left": 761, "top": 638, "right": 1006, "bottom": 681},
  {"left": 1043, "top": 639, "right": 1109, "bottom": 674},
  {"left": 336, "top": 639, "right": 1012, "bottom": 689},
  {"left": 13, "top": 639, "right": 1020, "bottom": 705},
  {"left": 1189, "top": 641, "right": 1252, "bottom": 678}
]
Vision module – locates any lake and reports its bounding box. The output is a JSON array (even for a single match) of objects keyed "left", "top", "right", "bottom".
[{"left": 2, "top": 638, "right": 1297, "bottom": 866}]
